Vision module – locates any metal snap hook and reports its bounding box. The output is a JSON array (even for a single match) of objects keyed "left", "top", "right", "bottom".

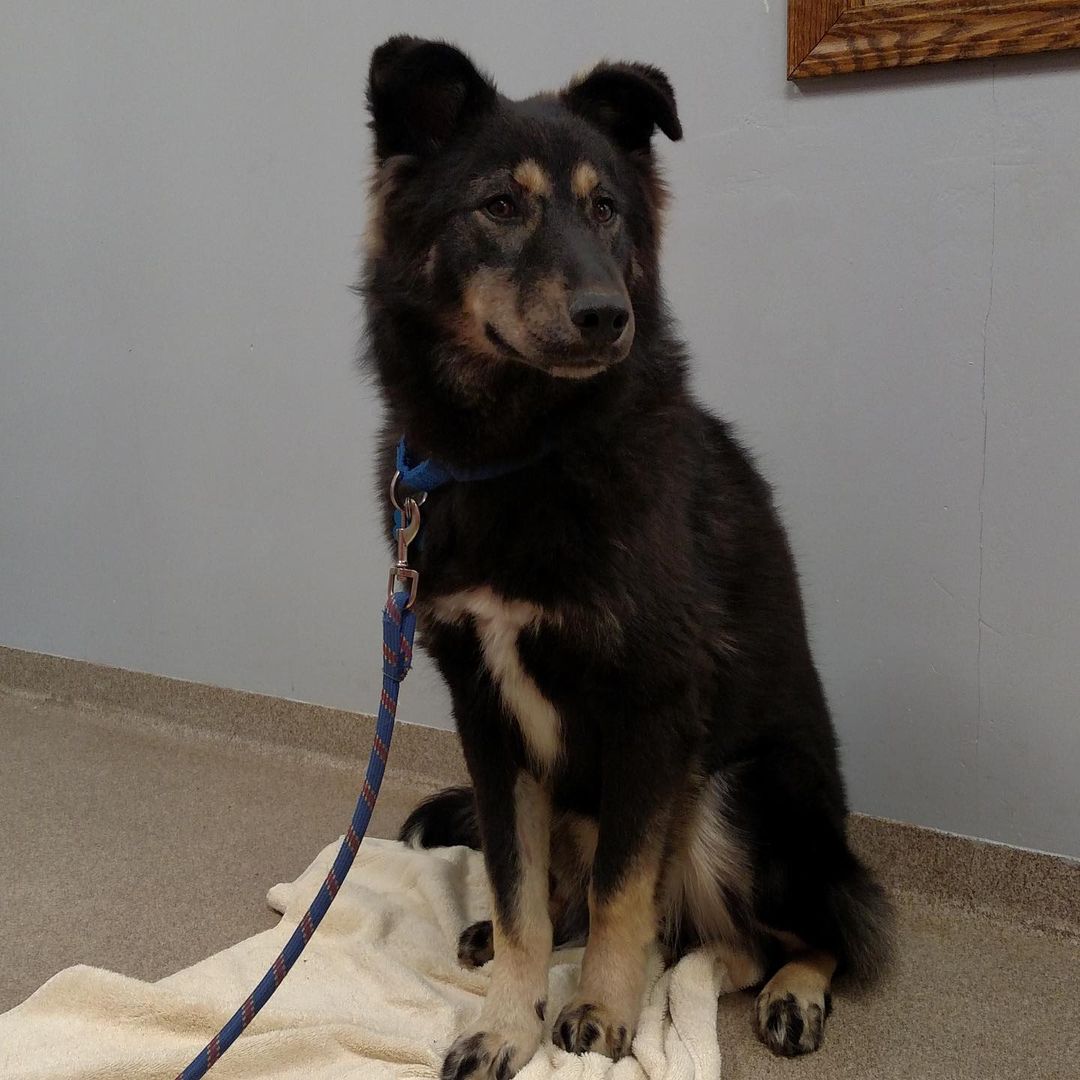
[
  {"left": 389, "top": 481, "right": 422, "bottom": 609},
  {"left": 396, "top": 497, "right": 421, "bottom": 551}
]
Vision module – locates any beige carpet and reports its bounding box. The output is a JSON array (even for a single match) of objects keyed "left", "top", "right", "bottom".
[{"left": 2, "top": 685, "right": 1078, "bottom": 1078}]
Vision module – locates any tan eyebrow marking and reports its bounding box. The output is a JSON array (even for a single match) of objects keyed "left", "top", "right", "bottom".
[
  {"left": 512, "top": 159, "right": 553, "bottom": 197},
  {"left": 571, "top": 162, "right": 600, "bottom": 199}
]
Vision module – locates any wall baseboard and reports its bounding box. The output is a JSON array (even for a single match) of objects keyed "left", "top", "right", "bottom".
[{"left": 3, "top": 644, "right": 1076, "bottom": 936}]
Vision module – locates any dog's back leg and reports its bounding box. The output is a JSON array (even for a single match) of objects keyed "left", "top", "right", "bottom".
[{"left": 754, "top": 949, "right": 836, "bottom": 1056}]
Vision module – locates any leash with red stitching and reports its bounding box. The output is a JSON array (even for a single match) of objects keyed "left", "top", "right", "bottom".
[{"left": 176, "top": 486, "right": 423, "bottom": 1079}]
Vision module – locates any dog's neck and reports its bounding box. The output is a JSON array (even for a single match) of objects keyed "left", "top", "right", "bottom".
[{"left": 373, "top": 334, "right": 670, "bottom": 471}]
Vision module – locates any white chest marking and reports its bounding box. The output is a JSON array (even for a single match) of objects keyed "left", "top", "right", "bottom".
[{"left": 431, "top": 587, "right": 562, "bottom": 770}]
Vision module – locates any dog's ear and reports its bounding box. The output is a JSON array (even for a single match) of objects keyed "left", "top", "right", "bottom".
[
  {"left": 367, "top": 36, "right": 497, "bottom": 160},
  {"left": 562, "top": 62, "right": 682, "bottom": 153}
]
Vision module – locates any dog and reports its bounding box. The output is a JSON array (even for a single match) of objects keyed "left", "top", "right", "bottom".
[{"left": 360, "top": 36, "right": 894, "bottom": 1080}]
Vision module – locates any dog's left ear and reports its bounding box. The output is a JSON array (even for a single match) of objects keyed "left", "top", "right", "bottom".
[
  {"left": 367, "top": 36, "right": 498, "bottom": 161},
  {"left": 562, "top": 62, "right": 682, "bottom": 153}
]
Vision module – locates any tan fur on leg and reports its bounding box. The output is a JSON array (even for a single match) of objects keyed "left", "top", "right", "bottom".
[
  {"left": 480, "top": 775, "right": 552, "bottom": 1026},
  {"left": 755, "top": 950, "right": 836, "bottom": 1057},
  {"left": 552, "top": 846, "right": 662, "bottom": 1061},
  {"left": 707, "top": 940, "right": 766, "bottom": 993},
  {"left": 443, "top": 775, "right": 552, "bottom": 1080}
]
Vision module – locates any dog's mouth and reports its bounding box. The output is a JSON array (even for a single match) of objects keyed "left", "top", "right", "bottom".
[
  {"left": 484, "top": 322, "right": 523, "bottom": 358},
  {"left": 483, "top": 321, "right": 629, "bottom": 380}
]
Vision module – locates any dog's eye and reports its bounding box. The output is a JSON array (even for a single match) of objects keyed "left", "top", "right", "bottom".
[
  {"left": 483, "top": 195, "right": 518, "bottom": 221},
  {"left": 593, "top": 196, "right": 617, "bottom": 224}
]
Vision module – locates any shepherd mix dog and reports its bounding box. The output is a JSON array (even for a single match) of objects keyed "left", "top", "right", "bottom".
[{"left": 361, "top": 36, "right": 893, "bottom": 1080}]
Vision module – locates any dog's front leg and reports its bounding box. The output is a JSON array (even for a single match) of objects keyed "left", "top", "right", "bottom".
[
  {"left": 441, "top": 768, "right": 552, "bottom": 1080},
  {"left": 552, "top": 722, "right": 679, "bottom": 1062}
]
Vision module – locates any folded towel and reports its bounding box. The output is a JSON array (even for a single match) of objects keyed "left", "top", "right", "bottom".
[{"left": 0, "top": 837, "right": 750, "bottom": 1078}]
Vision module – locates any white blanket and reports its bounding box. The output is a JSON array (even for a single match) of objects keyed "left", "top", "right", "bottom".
[{"left": 0, "top": 837, "right": 750, "bottom": 1079}]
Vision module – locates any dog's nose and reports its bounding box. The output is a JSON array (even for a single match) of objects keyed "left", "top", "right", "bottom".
[{"left": 569, "top": 292, "right": 630, "bottom": 346}]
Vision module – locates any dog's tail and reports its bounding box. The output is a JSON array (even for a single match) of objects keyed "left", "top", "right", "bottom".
[
  {"left": 830, "top": 858, "right": 896, "bottom": 987},
  {"left": 398, "top": 785, "right": 482, "bottom": 850}
]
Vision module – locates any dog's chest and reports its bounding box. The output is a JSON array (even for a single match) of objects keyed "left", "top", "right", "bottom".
[{"left": 429, "top": 587, "right": 561, "bottom": 770}]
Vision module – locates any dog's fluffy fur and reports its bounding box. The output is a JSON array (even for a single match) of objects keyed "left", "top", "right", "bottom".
[{"left": 360, "top": 36, "right": 893, "bottom": 1078}]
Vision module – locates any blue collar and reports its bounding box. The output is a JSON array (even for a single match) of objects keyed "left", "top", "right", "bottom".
[{"left": 395, "top": 436, "right": 552, "bottom": 496}]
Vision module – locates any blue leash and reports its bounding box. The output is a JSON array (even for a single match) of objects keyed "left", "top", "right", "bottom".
[
  {"left": 176, "top": 526, "right": 420, "bottom": 1077},
  {"left": 176, "top": 591, "right": 415, "bottom": 1078},
  {"left": 175, "top": 439, "right": 538, "bottom": 1078}
]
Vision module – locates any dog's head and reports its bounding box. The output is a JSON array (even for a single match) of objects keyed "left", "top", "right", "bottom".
[{"left": 364, "top": 37, "right": 681, "bottom": 384}]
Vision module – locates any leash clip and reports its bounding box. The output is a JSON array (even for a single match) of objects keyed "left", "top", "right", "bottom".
[{"left": 388, "top": 471, "right": 423, "bottom": 609}]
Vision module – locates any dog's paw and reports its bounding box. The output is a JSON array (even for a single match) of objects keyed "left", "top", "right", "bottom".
[
  {"left": 440, "top": 1028, "right": 540, "bottom": 1080},
  {"left": 457, "top": 920, "right": 494, "bottom": 968},
  {"left": 552, "top": 1000, "right": 633, "bottom": 1060},
  {"left": 754, "top": 986, "right": 831, "bottom": 1057}
]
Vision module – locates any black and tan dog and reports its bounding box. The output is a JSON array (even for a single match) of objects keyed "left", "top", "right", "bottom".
[{"left": 360, "top": 36, "right": 893, "bottom": 1080}]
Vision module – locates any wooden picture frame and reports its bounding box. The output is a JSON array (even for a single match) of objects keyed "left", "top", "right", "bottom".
[{"left": 789, "top": 0, "right": 1080, "bottom": 78}]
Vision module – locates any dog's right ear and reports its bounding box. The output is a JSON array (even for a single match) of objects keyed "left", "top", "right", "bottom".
[
  {"left": 563, "top": 62, "right": 682, "bottom": 154},
  {"left": 367, "top": 36, "right": 497, "bottom": 161}
]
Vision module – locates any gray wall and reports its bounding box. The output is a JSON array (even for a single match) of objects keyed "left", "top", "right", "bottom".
[{"left": 2, "top": 4, "right": 1078, "bottom": 857}]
